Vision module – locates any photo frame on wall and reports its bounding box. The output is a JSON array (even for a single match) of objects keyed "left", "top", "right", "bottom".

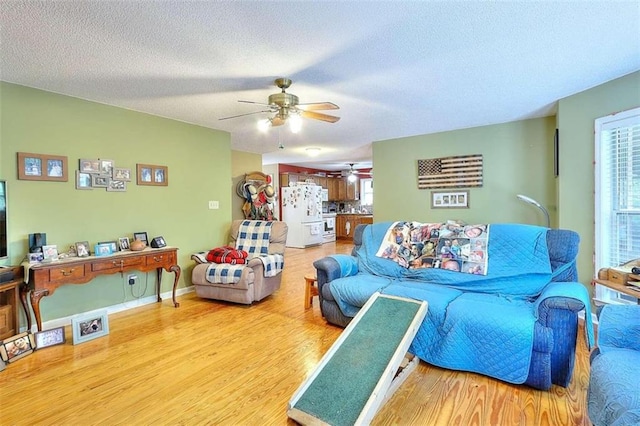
[
  {"left": 137, "top": 164, "right": 168, "bottom": 186},
  {"left": 17, "top": 152, "right": 68, "bottom": 182},
  {"left": 431, "top": 190, "right": 469, "bottom": 209},
  {"left": 76, "top": 171, "right": 92, "bottom": 190}
]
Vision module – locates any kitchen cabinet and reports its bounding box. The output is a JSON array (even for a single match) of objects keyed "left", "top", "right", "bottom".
[
  {"left": 280, "top": 173, "right": 327, "bottom": 188},
  {"left": 337, "top": 178, "right": 347, "bottom": 200},
  {"left": 346, "top": 177, "right": 358, "bottom": 200},
  {"left": 336, "top": 215, "right": 373, "bottom": 241},
  {"left": 327, "top": 177, "right": 339, "bottom": 200}
]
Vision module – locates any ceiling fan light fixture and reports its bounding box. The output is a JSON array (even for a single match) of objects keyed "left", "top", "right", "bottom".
[
  {"left": 306, "top": 147, "right": 321, "bottom": 157},
  {"left": 348, "top": 173, "right": 357, "bottom": 183},
  {"left": 257, "top": 118, "right": 271, "bottom": 132},
  {"left": 289, "top": 114, "right": 302, "bottom": 133}
]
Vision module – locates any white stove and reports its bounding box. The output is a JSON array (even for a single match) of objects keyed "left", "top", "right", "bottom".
[{"left": 322, "top": 213, "right": 336, "bottom": 243}]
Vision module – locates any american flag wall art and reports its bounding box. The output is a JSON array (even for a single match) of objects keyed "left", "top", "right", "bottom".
[{"left": 417, "top": 154, "right": 483, "bottom": 189}]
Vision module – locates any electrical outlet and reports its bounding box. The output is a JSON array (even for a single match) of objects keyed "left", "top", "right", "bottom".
[
  {"left": 208, "top": 200, "right": 219, "bottom": 209},
  {"left": 128, "top": 274, "right": 137, "bottom": 285}
]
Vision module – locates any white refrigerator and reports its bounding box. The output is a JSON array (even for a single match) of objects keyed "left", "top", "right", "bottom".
[{"left": 281, "top": 184, "right": 324, "bottom": 248}]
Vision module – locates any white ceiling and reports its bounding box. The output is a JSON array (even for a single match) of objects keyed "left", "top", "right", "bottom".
[{"left": 1, "top": 1, "right": 639, "bottom": 172}]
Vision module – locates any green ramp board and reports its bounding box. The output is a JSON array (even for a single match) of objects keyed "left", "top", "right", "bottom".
[{"left": 288, "top": 292, "right": 428, "bottom": 425}]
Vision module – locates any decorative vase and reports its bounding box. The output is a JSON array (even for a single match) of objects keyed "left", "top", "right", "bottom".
[{"left": 130, "top": 239, "right": 146, "bottom": 251}]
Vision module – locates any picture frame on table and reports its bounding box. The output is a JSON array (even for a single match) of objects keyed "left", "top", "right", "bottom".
[
  {"left": 75, "top": 241, "right": 90, "bottom": 257},
  {"left": 118, "top": 237, "right": 130, "bottom": 251},
  {"left": 0, "top": 332, "right": 36, "bottom": 363},
  {"left": 133, "top": 232, "right": 148, "bottom": 246},
  {"left": 35, "top": 326, "right": 66, "bottom": 349},
  {"left": 98, "top": 241, "right": 118, "bottom": 253},
  {"left": 76, "top": 171, "right": 92, "bottom": 190},
  {"left": 42, "top": 244, "right": 58, "bottom": 261},
  {"left": 17, "top": 152, "right": 68, "bottom": 182},
  {"left": 431, "top": 190, "right": 469, "bottom": 209},
  {"left": 136, "top": 164, "right": 168, "bottom": 186},
  {"left": 79, "top": 158, "right": 101, "bottom": 174},
  {"left": 71, "top": 310, "right": 110, "bottom": 345},
  {"left": 94, "top": 243, "right": 113, "bottom": 257}
]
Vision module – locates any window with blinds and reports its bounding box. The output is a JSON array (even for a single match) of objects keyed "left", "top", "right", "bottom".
[{"left": 595, "top": 107, "right": 640, "bottom": 271}]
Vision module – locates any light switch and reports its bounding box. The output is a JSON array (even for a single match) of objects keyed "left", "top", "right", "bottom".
[{"left": 208, "top": 200, "right": 219, "bottom": 209}]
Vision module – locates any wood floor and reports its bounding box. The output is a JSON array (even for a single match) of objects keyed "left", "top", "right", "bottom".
[{"left": 0, "top": 241, "right": 592, "bottom": 425}]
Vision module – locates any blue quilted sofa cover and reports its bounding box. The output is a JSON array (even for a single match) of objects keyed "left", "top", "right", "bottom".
[
  {"left": 588, "top": 304, "right": 640, "bottom": 425},
  {"left": 314, "top": 222, "right": 592, "bottom": 390}
]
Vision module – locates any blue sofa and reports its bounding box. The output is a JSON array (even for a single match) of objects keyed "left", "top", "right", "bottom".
[
  {"left": 314, "top": 221, "right": 593, "bottom": 390},
  {"left": 588, "top": 304, "right": 640, "bottom": 425}
]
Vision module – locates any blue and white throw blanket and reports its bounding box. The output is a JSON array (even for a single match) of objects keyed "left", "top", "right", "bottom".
[
  {"left": 205, "top": 220, "right": 284, "bottom": 284},
  {"left": 236, "top": 220, "right": 273, "bottom": 256},
  {"left": 330, "top": 221, "right": 593, "bottom": 384}
]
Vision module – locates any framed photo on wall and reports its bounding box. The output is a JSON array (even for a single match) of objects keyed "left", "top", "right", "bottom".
[
  {"left": 137, "top": 164, "right": 168, "bottom": 186},
  {"left": 431, "top": 190, "right": 469, "bottom": 209},
  {"left": 18, "top": 152, "right": 68, "bottom": 182}
]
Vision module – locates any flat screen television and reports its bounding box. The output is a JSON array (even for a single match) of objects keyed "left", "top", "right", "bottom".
[{"left": 0, "top": 180, "right": 7, "bottom": 259}]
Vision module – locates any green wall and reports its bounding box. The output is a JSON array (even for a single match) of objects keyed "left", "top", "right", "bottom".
[
  {"left": 0, "top": 83, "right": 233, "bottom": 324},
  {"left": 231, "top": 150, "right": 263, "bottom": 222},
  {"left": 373, "top": 116, "right": 556, "bottom": 225},
  {"left": 557, "top": 71, "right": 640, "bottom": 288}
]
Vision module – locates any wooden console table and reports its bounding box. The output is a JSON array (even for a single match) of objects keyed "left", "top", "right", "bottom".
[{"left": 21, "top": 247, "right": 181, "bottom": 331}]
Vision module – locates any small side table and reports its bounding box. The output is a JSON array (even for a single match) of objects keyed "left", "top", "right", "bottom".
[{"left": 304, "top": 274, "right": 319, "bottom": 309}]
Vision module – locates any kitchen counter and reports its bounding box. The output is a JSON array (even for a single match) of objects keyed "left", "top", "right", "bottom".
[{"left": 336, "top": 213, "right": 373, "bottom": 216}]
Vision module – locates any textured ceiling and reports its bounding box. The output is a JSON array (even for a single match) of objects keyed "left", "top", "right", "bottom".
[{"left": 1, "top": 1, "right": 639, "bottom": 171}]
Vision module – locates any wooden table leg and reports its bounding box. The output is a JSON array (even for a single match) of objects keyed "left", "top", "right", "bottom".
[
  {"left": 170, "top": 265, "right": 181, "bottom": 308},
  {"left": 30, "top": 289, "right": 48, "bottom": 332},
  {"left": 19, "top": 283, "right": 32, "bottom": 332}
]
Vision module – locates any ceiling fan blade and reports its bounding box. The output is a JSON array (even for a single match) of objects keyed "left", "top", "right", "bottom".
[
  {"left": 297, "top": 102, "right": 340, "bottom": 111},
  {"left": 238, "top": 100, "right": 273, "bottom": 107},
  {"left": 300, "top": 110, "right": 341, "bottom": 123},
  {"left": 219, "top": 110, "right": 271, "bottom": 120}
]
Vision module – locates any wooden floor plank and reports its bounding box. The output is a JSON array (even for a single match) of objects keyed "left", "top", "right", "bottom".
[{"left": 0, "top": 241, "right": 591, "bottom": 425}]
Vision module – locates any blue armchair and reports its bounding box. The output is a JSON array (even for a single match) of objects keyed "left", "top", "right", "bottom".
[{"left": 588, "top": 304, "right": 640, "bottom": 425}]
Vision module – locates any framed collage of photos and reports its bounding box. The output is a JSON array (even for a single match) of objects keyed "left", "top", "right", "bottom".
[
  {"left": 78, "top": 158, "right": 131, "bottom": 192},
  {"left": 431, "top": 190, "right": 469, "bottom": 209},
  {"left": 17, "top": 152, "right": 68, "bottom": 182}
]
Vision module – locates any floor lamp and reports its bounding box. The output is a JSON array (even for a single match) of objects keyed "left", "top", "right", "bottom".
[{"left": 516, "top": 194, "right": 550, "bottom": 228}]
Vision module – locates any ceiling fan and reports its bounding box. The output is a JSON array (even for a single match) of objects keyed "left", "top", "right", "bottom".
[{"left": 219, "top": 78, "right": 340, "bottom": 132}]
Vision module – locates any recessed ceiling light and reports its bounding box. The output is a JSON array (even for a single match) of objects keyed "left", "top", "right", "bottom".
[{"left": 306, "top": 147, "right": 321, "bottom": 157}]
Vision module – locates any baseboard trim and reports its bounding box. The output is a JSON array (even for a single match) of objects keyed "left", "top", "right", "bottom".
[
  {"left": 26, "top": 286, "right": 194, "bottom": 332},
  {"left": 578, "top": 310, "right": 599, "bottom": 326}
]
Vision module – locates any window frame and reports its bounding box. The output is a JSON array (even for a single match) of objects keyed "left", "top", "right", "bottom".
[{"left": 594, "top": 106, "right": 640, "bottom": 272}]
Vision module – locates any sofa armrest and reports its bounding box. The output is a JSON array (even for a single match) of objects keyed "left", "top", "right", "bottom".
[
  {"left": 597, "top": 304, "right": 640, "bottom": 352},
  {"left": 313, "top": 255, "right": 358, "bottom": 283},
  {"left": 534, "top": 282, "right": 588, "bottom": 325},
  {"left": 191, "top": 252, "right": 209, "bottom": 265}
]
